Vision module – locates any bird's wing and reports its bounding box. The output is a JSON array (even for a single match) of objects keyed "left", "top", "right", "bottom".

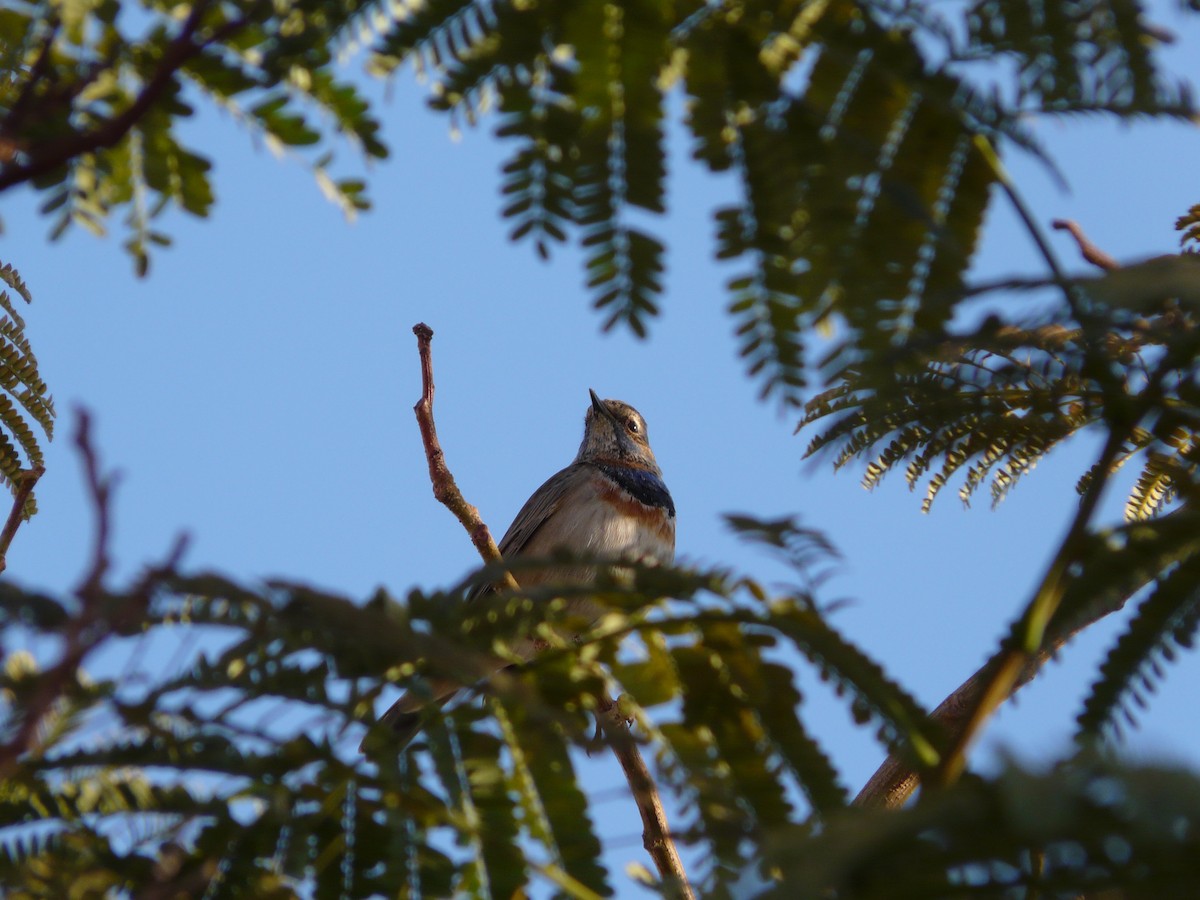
[
  {"left": 370, "top": 466, "right": 593, "bottom": 745},
  {"left": 468, "top": 462, "right": 593, "bottom": 600},
  {"left": 499, "top": 463, "right": 591, "bottom": 555}
]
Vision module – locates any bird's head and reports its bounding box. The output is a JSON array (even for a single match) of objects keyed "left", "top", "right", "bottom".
[{"left": 577, "top": 390, "right": 661, "bottom": 472}]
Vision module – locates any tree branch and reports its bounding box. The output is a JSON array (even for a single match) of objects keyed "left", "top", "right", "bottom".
[
  {"left": 1052, "top": 219, "right": 1120, "bottom": 272},
  {"left": 927, "top": 427, "right": 1124, "bottom": 789},
  {"left": 854, "top": 580, "right": 1129, "bottom": 809},
  {"left": 0, "top": 1, "right": 253, "bottom": 193},
  {"left": 976, "top": 137, "right": 1072, "bottom": 296},
  {"left": 2, "top": 414, "right": 110, "bottom": 769},
  {"left": 599, "top": 699, "right": 695, "bottom": 900},
  {"left": 0, "top": 464, "right": 45, "bottom": 574},
  {"left": 76, "top": 407, "right": 115, "bottom": 597},
  {"left": 411, "top": 323, "right": 517, "bottom": 592},
  {"left": 0, "top": 411, "right": 187, "bottom": 778},
  {"left": 409, "top": 323, "right": 693, "bottom": 896},
  {"left": 0, "top": 17, "right": 61, "bottom": 164},
  {"left": 855, "top": 411, "right": 1152, "bottom": 807}
]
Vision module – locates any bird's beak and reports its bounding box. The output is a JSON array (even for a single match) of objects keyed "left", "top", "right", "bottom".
[{"left": 589, "top": 389, "right": 619, "bottom": 424}]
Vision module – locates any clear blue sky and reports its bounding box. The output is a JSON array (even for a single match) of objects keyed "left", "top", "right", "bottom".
[{"left": 5, "top": 3, "right": 1200, "bottom": 890}]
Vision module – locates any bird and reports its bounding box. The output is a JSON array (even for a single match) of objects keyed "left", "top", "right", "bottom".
[{"left": 367, "top": 389, "right": 675, "bottom": 749}]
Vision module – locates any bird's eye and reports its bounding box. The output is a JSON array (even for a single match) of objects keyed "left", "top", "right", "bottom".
[{"left": 625, "top": 417, "right": 640, "bottom": 434}]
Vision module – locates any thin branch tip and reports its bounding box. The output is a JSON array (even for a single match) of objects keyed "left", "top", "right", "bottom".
[
  {"left": 72, "top": 407, "right": 116, "bottom": 594},
  {"left": 1052, "top": 219, "right": 1119, "bottom": 271}
]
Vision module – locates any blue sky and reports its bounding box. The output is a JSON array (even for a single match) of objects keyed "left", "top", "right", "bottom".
[{"left": 5, "top": 3, "right": 1200, "bottom": 890}]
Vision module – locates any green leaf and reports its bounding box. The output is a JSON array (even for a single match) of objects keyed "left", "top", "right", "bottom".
[{"left": 1077, "top": 552, "right": 1200, "bottom": 743}]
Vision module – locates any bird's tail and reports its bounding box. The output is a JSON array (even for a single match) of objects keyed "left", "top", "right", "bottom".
[{"left": 360, "top": 680, "right": 460, "bottom": 752}]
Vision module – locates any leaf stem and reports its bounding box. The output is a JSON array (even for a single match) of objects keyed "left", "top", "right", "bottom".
[{"left": 975, "top": 135, "right": 1071, "bottom": 293}]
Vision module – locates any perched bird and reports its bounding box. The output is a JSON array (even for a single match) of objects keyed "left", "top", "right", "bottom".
[{"left": 369, "top": 390, "right": 675, "bottom": 748}]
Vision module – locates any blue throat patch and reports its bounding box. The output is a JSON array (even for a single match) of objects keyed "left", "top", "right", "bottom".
[{"left": 595, "top": 463, "right": 676, "bottom": 517}]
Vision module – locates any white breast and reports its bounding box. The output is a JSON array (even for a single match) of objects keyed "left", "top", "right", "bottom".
[
  {"left": 526, "top": 488, "right": 674, "bottom": 565},
  {"left": 510, "top": 482, "right": 675, "bottom": 643}
]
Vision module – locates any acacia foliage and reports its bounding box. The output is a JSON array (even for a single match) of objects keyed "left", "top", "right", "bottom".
[
  {"left": 0, "top": 0, "right": 385, "bottom": 274},
  {"left": 5, "top": 499, "right": 1200, "bottom": 897},
  {"left": 4, "top": 1, "right": 1200, "bottom": 899},
  {"left": 5, "top": 510, "right": 1200, "bottom": 899},
  {"left": 363, "top": 0, "right": 1193, "bottom": 404},
  {"left": 0, "top": 263, "right": 52, "bottom": 515},
  {"left": 800, "top": 249, "right": 1200, "bottom": 749},
  {"left": 0, "top": 519, "right": 938, "bottom": 897}
]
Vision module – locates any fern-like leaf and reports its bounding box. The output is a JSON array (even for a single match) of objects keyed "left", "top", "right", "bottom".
[
  {"left": 566, "top": 1, "right": 670, "bottom": 335},
  {"left": 1076, "top": 554, "right": 1200, "bottom": 743},
  {"left": 793, "top": 309, "right": 1200, "bottom": 512},
  {"left": 0, "top": 260, "right": 52, "bottom": 517},
  {"left": 763, "top": 758, "right": 1200, "bottom": 897},
  {"left": 965, "top": 0, "right": 1191, "bottom": 118},
  {"left": 1178, "top": 202, "right": 1200, "bottom": 251}
]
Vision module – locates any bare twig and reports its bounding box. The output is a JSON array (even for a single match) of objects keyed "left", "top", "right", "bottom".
[
  {"left": 0, "top": 464, "right": 45, "bottom": 574},
  {"left": 411, "top": 323, "right": 518, "bottom": 592},
  {"left": 0, "top": 413, "right": 113, "bottom": 775},
  {"left": 409, "top": 323, "right": 693, "bottom": 895},
  {"left": 1142, "top": 22, "right": 1176, "bottom": 45},
  {"left": 1052, "top": 219, "right": 1120, "bottom": 272},
  {"left": 0, "top": 411, "right": 187, "bottom": 778},
  {"left": 977, "top": 139, "right": 1073, "bottom": 299},
  {"left": 75, "top": 408, "right": 115, "bottom": 596}
]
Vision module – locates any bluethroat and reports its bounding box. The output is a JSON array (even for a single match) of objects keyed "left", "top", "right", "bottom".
[{"left": 369, "top": 390, "right": 675, "bottom": 748}]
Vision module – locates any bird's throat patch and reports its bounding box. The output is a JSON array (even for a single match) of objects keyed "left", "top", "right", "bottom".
[{"left": 594, "top": 463, "right": 676, "bottom": 517}]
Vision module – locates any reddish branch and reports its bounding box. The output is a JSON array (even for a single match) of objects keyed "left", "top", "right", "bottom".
[
  {"left": 410, "top": 323, "right": 693, "bottom": 896},
  {"left": 856, "top": 647, "right": 1057, "bottom": 809},
  {"left": 1052, "top": 219, "right": 1120, "bottom": 272},
  {"left": 0, "top": 411, "right": 186, "bottom": 778},
  {"left": 857, "top": 219, "right": 1132, "bottom": 805},
  {"left": 411, "top": 323, "right": 517, "bottom": 592},
  {"left": 76, "top": 408, "right": 114, "bottom": 595},
  {"left": 0, "top": 464, "right": 45, "bottom": 574}
]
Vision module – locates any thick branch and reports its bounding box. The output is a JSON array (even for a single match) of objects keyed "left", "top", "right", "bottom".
[
  {"left": 932, "top": 427, "right": 1124, "bottom": 788},
  {"left": 0, "top": 18, "right": 61, "bottom": 164},
  {"left": 856, "top": 432, "right": 1131, "bottom": 808},
  {"left": 855, "top": 609, "right": 1111, "bottom": 809},
  {"left": 0, "top": 464, "right": 45, "bottom": 574},
  {"left": 410, "top": 323, "right": 692, "bottom": 895}
]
